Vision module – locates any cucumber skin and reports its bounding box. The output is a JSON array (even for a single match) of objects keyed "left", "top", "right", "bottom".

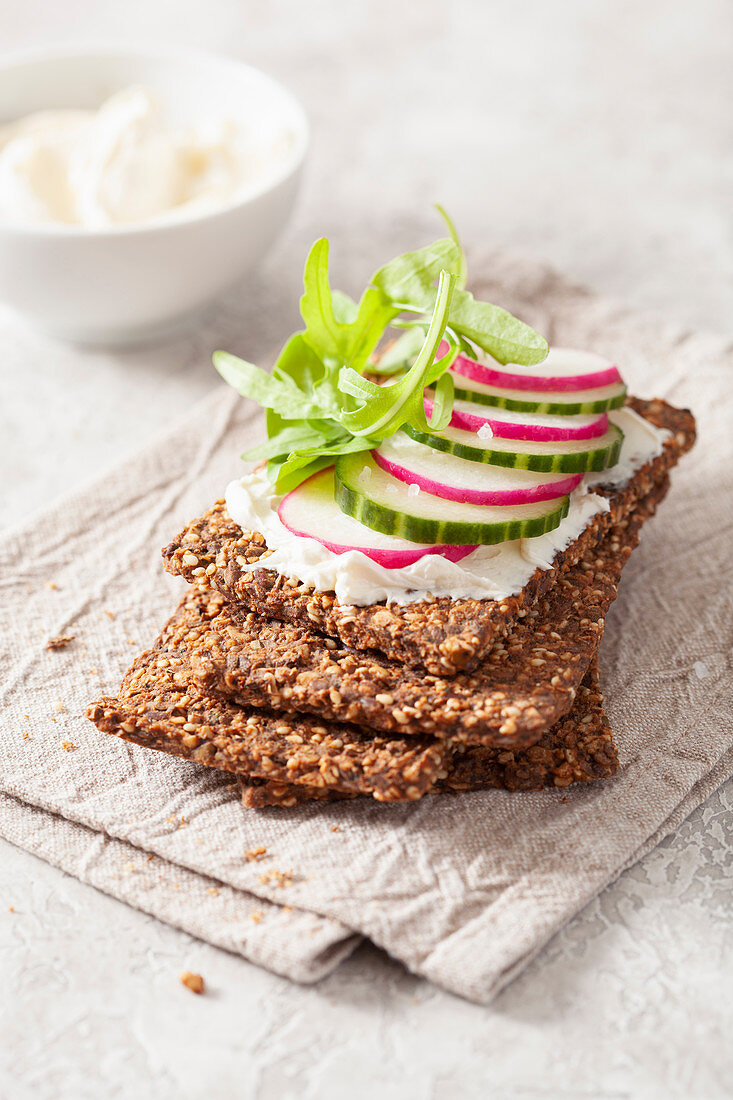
[
  {"left": 335, "top": 458, "right": 570, "bottom": 546},
  {"left": 402, "top": 424, "right": 624, "bottom": 474},
  {"left": 450, "top": 382, "right": 627, "bottom": 416}
]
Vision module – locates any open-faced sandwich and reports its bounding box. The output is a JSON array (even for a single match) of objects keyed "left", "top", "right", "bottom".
[{"left": 88, "top": 213, "right": 696, "bottom": 805}]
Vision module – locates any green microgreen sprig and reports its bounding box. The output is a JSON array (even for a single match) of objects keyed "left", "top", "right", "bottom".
[{"left": 213, "top": 210, "right": 548, "bottom": 492}]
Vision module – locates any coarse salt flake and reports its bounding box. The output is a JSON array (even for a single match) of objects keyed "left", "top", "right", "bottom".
[
  {"left": 693, "top": 661, "right": 709, "bottom": 679},
  {"left": 477, "top": 422, "right": 494, "bottom": 440},
  {"left": 407, "top": 483, "right": 421, "bottom": 498},
  {"left": 358, "top": 465, "right": 372, "bottom": 483}
]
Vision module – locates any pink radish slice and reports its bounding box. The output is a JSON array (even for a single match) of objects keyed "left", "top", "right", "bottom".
[
  {"left": 278, "top": 468, "right": 477, "bottom": 568},
  {"left": 439, "top": 341, "right": 622, "bottom": 393},
  {"left": 373, "top": 435, "right": 582, "bottom": 506},
  {"left": 424, "top": 395, "right": 609, "bottom": 442}
]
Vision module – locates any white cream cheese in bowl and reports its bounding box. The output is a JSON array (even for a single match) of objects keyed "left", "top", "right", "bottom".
[
  {"left": 0, "top": 85, "right": 292, "bottom": 229},
  {"left": 224, "top": 406, "right": 670, "bottom": 606},
  {"left": 0, "top": 47, "right": 308, "bottom": 344}
]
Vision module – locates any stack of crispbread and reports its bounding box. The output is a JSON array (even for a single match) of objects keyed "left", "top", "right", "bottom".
[{"left": 88, "top": 397, "right": 695, "bottom": 808}]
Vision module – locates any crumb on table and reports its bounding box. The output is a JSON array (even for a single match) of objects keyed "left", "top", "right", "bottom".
[
  {"left": 46, "top": 635, "right": 75, "bottom": 650},
  {"left": 258, "top": 868, "right": 294, "bottom": 889},
  {"left": 244, "top": 846, "right": 267, "bottom": 862},
  {"left": 179, "top": 971, "right": 205, "bottom": 994}
]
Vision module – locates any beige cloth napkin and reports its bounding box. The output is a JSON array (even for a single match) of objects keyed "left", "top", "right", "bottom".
[{"left": 1, "top": 250, "right": 730, "bottom": 1003}]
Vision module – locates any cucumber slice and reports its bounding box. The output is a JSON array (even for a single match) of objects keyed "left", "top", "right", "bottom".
[
  {"left": 374, "top": 433, "right": 582, "bottom": 504},
  {"left": 279, "top": 468, "right": 477, "bottom": 567},
  {"left": 449, "top": 370, "right": 627, "bottom": 416},
  {"left": 402, "top": 423, "right": 624, "bottom": 473},
  {"left": 335, "top": 453, "right": 570, "bottom": 545}
]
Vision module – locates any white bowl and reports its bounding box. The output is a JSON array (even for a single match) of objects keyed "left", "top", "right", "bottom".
[{"left": 0, "top": 46, "right": 308, "bottom": 345}]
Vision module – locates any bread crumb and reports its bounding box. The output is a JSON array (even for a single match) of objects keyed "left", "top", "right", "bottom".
[
  {"left": 331, "top": 825, "right": 341, "bottom": 832},
  {"left": 180, "top": 971, "right": 205, "bottom": 994},
  {"left": 54, "top": 700, "right": 67, "bottom": 713},
  {"left": 244, "top": 846, "right": 267, "bottom": 862},
  {"left": 251, "top": 911, "right": 263, "bottom": 924},
  {"left": 8, "top": 906, "right": 14, "bottom": 913},
  {"left": 44, "top": 580, "right": 58, "bottom": 590},
  {"left": 61, "top": 741, "right": 75, "bottom": 752},
  {"left": 105, "top": 609, "right": 116, "bottom": 619},
  {"left": 207, "top": 887, "right": 220, "bottom": 896},
  {"left": 46, "top": 635, "right": 75, "bottom": 650},
  {"left": 258, "top": 868, "right": 293, "bottom": 889}
]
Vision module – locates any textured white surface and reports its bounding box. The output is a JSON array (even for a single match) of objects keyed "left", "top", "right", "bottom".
[{"left": 2, "top": 1, "right": 732, "bottom": 1096}]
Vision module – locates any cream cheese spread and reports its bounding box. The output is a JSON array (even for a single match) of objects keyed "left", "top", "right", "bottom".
[
  {"left": 224, "top": 406, "right": 669, "bottom": 606},
  {"left": 0, "top": 85, "right": 290, "bottom": 228}
]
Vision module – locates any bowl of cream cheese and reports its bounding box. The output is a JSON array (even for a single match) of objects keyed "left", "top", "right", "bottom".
[{"left": 0, "top": 46, "right": 308, "bottom": 345}]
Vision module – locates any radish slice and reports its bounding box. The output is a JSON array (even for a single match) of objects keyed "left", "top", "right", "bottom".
[
  {"left": 442, "top": 343, "right": 623, "bottom": 393},
  {"left": 373, "top": 434, "right": 582, "bottom": 505},
  {"left": 424, "top": 394, "right": 609, "bottom": 441},
  {"left": 278, "top": 468, "right": 477, "bottom": 568},
  {"left": 448, "top": 370, "right": 627, "bottom": 417}
]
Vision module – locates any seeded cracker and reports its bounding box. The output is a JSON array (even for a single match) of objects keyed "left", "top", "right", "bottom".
[
  {"left": 235, "top": 660, "right": 616, "bottom": 805},
  {"left": 88, "top": 599, "right": 615, "bottom": 800},
  {"left": 162, "top": 398, "right": 695, "bottom": 674},
  {"left": 188, "top": 475, "right": 668, "bottom": 747}
]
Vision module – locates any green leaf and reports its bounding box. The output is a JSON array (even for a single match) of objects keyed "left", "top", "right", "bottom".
[
  {"left": 213, "top": 350, "right": 329, "bottom": 419},
  {"left": 345, "top": 286, "right": 399, "bottom": 372},
  {"left": 244, "top": 423, "right": 334, "bottom": 462},
  {"left": 369, "top": 326, "right": 427, "bottom": 376},
  {"left": 448, "top": 289, "right": 548, "bottom": 366},
  {"left": 372, "top": 238, "right": 461, "bottom": 312},
  {"left": 435, "top": 204, "right": 466, "bottom": 290},
  {"left": 425, "top": 369, "right": 454, "bottom": 431},
  {"left": 331, "top": 289, "right": 359, "bottom": 324},
  {"left": 268, "top": 454, "right": 336, "bottom": 494},
  {"left": 271, "top": 333, "right": 329, "bottom": 393},
  {"left": 340, "top": 269, "right": 456, "bottom": 438},
  {"left": 299, "top": 238, "right": 353, "bottom": 363},
  {"left": 300, "top": 244, "right": 396, "bottom": 371}
]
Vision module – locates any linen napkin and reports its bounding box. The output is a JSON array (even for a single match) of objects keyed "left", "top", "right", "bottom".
[{"left": 1, "top": 250, "right": 730, "bottom": 1003}]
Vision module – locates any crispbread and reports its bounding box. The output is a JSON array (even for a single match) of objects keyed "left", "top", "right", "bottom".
[
  {"left": 87, "top": 595, "right": 617, "bottom": 801},
  {"left": 236, "top": 660, "right": 616, "bottom": 806},
  {"left": 87, "top": 590, "right": 446, "bottom": 801},
  {"left": 162, "top": 398, "right": 695, "bottom": 674},
  {"left": 189, "top": 474, "right": 669, "bottom": 746}
]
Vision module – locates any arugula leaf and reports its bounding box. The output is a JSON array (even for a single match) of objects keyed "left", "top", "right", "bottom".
[
  {"left": 340, "top": 269, "right": 456, "bottom": 437},
  {"left": 372, "top": 238, "right": 461, "bottom": 312},
  {"left": 448, "top": 289, "right": 549, "bottom": 365},
  {"left": 213, "top": 350, "right": 334, "bottom": 419},
  {"left": 215, "top": 211, "right": 549, "bottom": 492},
  {"left": 368, "top": 327, "right": 427, "bottom": 376},
  {"left": 299, "top": 239, "right": 355, "bottom": 363},
  {"left": 267, "top": 454, "right": 336, "bottom": 494},
  {"left": 244, "top": 423, "right": 334, "bottom": 462},
  {"left": 426, "top": 369, "right": 454, "bottom": 431},
  {"left": 435, "top": 204, "right": 466, "bottom": 290},
  {"left": 331, "top": 289, "right": 359, "bottom": 324}
]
